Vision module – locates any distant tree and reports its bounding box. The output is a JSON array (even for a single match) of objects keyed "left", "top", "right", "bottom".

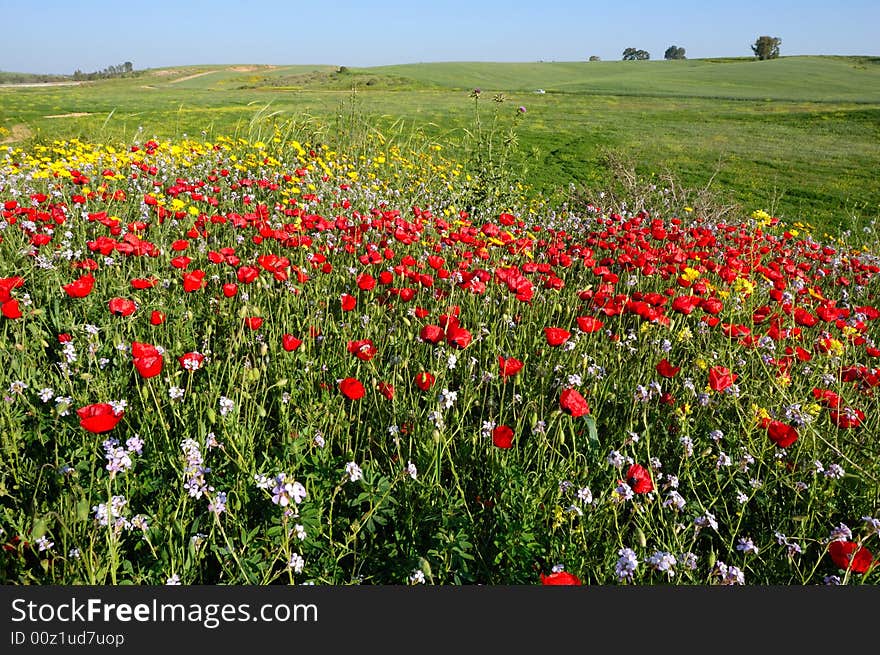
[
  {"left": 622, "top": 48, "right": 650, "bottom": 61},
  {"left": 752, "top": 36, "right": 781, "bottom": 60},
  {"left": 589, "top": 55, "right": 601, "bottom": 62},
  {"left": 123, "top": 61, "right": 133, "bottom": 74},
  {"left": 664, "top": 45, "right": 686, "bottom": 60}
]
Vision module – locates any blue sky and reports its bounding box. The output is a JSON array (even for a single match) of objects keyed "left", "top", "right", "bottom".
[{"left": 1, "top": 0, "right": 877, "bottom": 74}]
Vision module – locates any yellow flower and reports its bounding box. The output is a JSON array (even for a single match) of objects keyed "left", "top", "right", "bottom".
[
  {"left": 681, "top": 267, "right": 700, "bottom": 282},
  {"left": 733, "top": 278, "right": 755, "bottom": 296}
]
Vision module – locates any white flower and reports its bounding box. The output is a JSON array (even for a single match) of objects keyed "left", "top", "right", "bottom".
[
  {"left": 663, "top": 490, "right": 686, "bottom": 512},
  {"left": 218, "top": 396, "right": 234, "bottom": 416},
  {"left": 35, "top": 535, "right": 53, "bottom": 552},
  {"left": 615, "top": 547, "right": 639, "bottom": 581},
  {"left": 409, "top": 569, "right": 426, "bottom": 584},
  {"left": 288, "top": 552, "right": 305, "bottom": 573},
  {"left": 405, "top": 461, "right": 418, "bottom": 480},
  {"left": 439, "top": 388, "right": 458, "bottom": 410},
  {"left": 607, "top": 450, "right": 625, "bottom": 468},
  {"left": 695, "top": 512, "right": 718, "bottom": 531},
  {"left": 271, "top": 475, "right": 307, "bottom": 506},
  {"left": 647, "top": 551, "right": 676, "bottom": 577},
  {"left": 577, "top": 487, "right": 592, "bottom": 504},
  {"left": 345, "top": 461, "right": 363, "bottom": 483},
  {"left": 166, "top": 574, "right": 181, "bottom": 585},
  {"left": 713, "top": 562, "right": 744, "bottom": 585}
]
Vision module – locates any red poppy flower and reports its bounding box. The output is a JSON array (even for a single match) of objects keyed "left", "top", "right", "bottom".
[
  {"left": 377, "top": 382, "right": 395, "bottom": 400},
  {"left": 419, "top": 324, "right": 444, "bottom": 344},
  {"left": 829, "top": 408, "right": 865, "bottom": 429},
  {"left": 828, "top": 540, "right": 874, "bottom": 574},
  {"left": 445, "top": 325, "right": 473, "bottom": 349},
  {"left": 150, "top": 310, "right": 166, "bottom": 325},
  {"left": 708, "top": 366, "right": 737, "bottom": 392},
  {"left": 282, "top": 334, "right": 303, "bottom": 351},
  {"left": 559, "top": 388, "right": 590, "bottom": 417},
  {"left": 414, "top": 372, "right": 435, "bottom": 391},
  {"left": 237, "top": 266, "right": 259, "bottom": 284},
  {"left": 492, "top": 425, "right": 514, "bottom": 448},
  {"left": 244, "top": 317, "right": 263, "bottom": 330},
  {"left": 763, "top": 418, "right": 798, "bottom": 448},
  {"left": 222, "top": 283, "right": 238, "bottom": 298},
  {"left": 0, "top": 276, "right": 25, "bottom": 303},
  {"left": 793, "top": 307, "right": 818, "bottom": 327},
  {"left": 178, "top": 352, "right": 205, "bottom": 371},
  {"left": 182, "top": 270, "right": 206, "bottom": 292},
  {"left": 576, "top": 316, "right": 604, "bottom": 333},
  {"left": 625, "top": 463, "right": 654, "bottom": 494},
  {"left": 357, "top": 273, "right": 376, "bottom": 291},
  {"left": 544, "top": 327, "right": 571, "bottom": 346},
  {"left": 341, "top": 293, "right": 356, "bottom": 312},
  {"left": 671, "top": 295, "right": 700, "bottom": 315},
  {"left": 77, "top": 403, "right": 123, "bottom": 434},
  {"left": 498, "top": 356, "right": 524, "bottom": 379},
  {"left": 347, "top": 339, "right": 377, "bottom": 361},
  {"left": 130, "top": 277, "right": 159, "bottom": 290},
  {"left": 132, "top": 342, "right": 163, "bottom": 378},
  {"left": 1, "top": 299, "right": 22, "bottom": 319},
  {"left": 655, "top": 359, "right": 680, "bottom": 378},
  {"left": 170, "top": 255, "right": 191, "bottom": 270},
  {"left": 812, "top": 388, "right": 841, "bottom": 409},
  {"left": 108, "top": 297, "right": 137, "bottom": 317},
  {"left": 540, "top": 571, "right": 582, "bottom": 586},
  {"left": 700, "top": 297, "right": 724, "bottom": 315},
  {"left": 63, "top": 274, "right": 95, "bottom": 298},
  {"left": 339, "top": 377, "right": 365, "bottom": 400}
]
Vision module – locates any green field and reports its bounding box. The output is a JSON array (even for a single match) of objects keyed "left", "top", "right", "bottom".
[{"left": 2, "top": 56, "right": 880, "bottom": 233}]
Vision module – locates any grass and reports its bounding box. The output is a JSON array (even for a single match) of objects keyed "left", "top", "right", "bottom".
[
  {"left": 1, "top": 56, "right": 879, "bottom": 234},
  {"left": 1, "top": 122, "right": 878, "bottom": 586}
]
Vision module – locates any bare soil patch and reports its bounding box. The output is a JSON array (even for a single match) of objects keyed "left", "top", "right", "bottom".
[
  {"left": 167, "top": 71, "right": 217, "bottom": 84},
  {"left": 44, "top": 112, "right": 92, "bottom": 118},
  {"left": 1, "top": 124, "right": 32, "bottom": 144}
]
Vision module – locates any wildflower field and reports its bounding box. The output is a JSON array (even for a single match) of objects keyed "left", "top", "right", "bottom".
[{"left": 1, "top": 95, "right": 879, "bottom": 585}]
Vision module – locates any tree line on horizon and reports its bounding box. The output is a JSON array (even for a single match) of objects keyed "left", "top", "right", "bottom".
[
  {"left": 72, "top": 61, "right": 137, "bottom": 81},
  {"left": 604, "top": 35, "right": 782, "bottom": 62}
]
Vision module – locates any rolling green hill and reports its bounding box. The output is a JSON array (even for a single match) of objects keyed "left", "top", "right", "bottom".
[
  {"left": 2, "top": 57, "right": 879, "bottom": 232},
  {"left": 371, "top": 56, "right": 880, "bottom": 102}
]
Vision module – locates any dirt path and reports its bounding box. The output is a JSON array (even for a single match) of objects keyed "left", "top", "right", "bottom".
[
  {"left": 0, "top": 81, "right": 83, "bottom": 88},
  {"left": 44, "top": 112, "right": 92, "bottom": 118},
  {"left": 167, "top": 71, "right": 218, "bottom": 84},
  {"left": 1, "top": 124, "right": 32, "bottom": 144}
]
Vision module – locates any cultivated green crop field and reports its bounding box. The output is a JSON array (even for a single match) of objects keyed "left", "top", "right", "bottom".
[{"left": 2, "top": 56, "right": 880, "bottom": 233}]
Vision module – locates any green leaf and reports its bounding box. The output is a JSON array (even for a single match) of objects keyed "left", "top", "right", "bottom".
[
  {"left": 76, "top": 499, "right": 90, "bottom": 522},
  {"left": 584, "top": 415, "right": 599, "bottom": 452}
]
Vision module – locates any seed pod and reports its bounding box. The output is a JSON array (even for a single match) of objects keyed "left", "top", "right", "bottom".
[{"left": 635, "top": 527, "right": 647, "bottom": 548}]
